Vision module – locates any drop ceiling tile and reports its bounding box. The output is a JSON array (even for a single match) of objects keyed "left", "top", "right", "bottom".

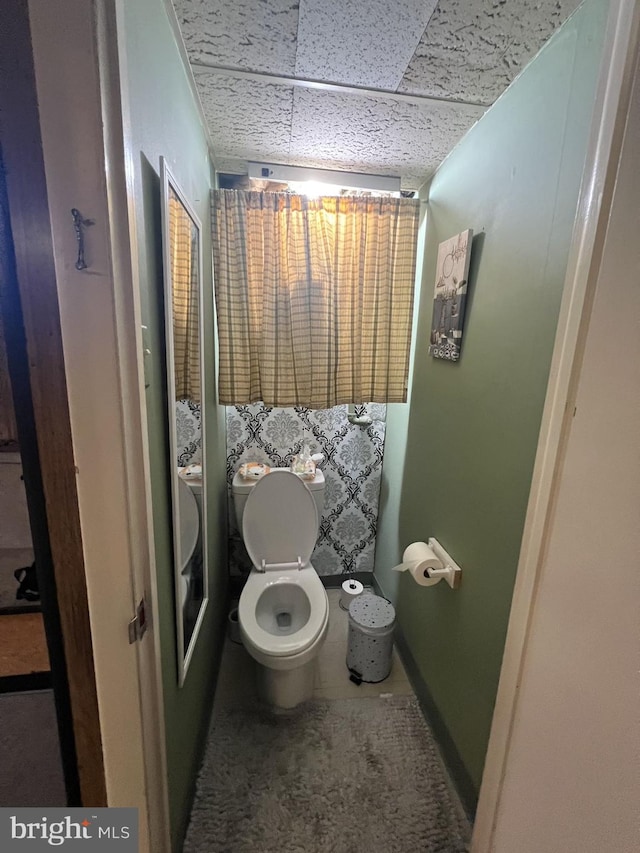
[
  {"left": 295, "top": 0, "right": 438, "bottom": 90},
  {"left": 195, "top": 73, "right": 294, "bottom": 164},
  {"left": 183, "top": 0, "right": 579, "bottom": 187},
  {"left": 288, "top": 87, "right": 485, "bottom": 190},
  {"left": 173, "top": 0, "right": 299, "bottom": 75},
  {"left": 399, "top": 0, "right": 582, "bottom": 105}
]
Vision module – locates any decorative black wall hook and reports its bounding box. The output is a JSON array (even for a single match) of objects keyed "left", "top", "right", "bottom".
[{"left": 71, "top": 208, "right": 94, "bottom": 270}]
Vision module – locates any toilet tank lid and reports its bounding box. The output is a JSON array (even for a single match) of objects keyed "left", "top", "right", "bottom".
[
  {"left": 232, "top": 466, "right": 325, "bottom": 494},
  {"left": 178, "top": 470, "right": 203, "bottom": 495}
]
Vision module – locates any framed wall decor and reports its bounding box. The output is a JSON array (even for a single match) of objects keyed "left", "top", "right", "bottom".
[{"left": 429, "top": 229, "right": 473, "bottom": 361}]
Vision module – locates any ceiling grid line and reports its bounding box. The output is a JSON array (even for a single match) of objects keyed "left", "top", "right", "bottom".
[
  {"left": 289, "top": 0, "right": 305, "bottom": 163},
  {"left": 191, "top": 62, "right": 490, "bottom": 110},
  {"left": 173, "top": 0, "right": 583, "bottom": 189}
]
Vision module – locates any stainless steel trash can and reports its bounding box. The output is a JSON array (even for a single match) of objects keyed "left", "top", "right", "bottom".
[{"left": 346, "top": 593, "right": 396, "bottom": 683}]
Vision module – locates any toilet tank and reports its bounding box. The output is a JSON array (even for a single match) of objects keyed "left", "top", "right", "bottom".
[
  {"left": 232, "top": 467, "right": 325, "bottom": 535},
  {"left": 178, "top": 470, "right": 203, "bottom": 518}
]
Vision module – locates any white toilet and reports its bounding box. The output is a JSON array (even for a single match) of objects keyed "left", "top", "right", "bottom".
[
  {"left": 177, "top": 474, "right": 200, "bottom": 608},
  {"left": 233, "top": 468, "right": 329, "bottom": 709}
]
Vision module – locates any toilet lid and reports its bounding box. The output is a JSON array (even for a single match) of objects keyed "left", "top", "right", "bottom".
[{"left": 243, "top": 470, "right": 318, "bottom": 568}]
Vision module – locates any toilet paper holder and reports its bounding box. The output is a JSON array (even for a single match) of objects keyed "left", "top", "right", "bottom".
[{"left": 425, "top": 538, "right": 463, "bottom": 589}]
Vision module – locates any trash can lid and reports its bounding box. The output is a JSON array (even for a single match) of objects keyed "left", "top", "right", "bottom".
[{"left": 349, "top": 593, "right": 395, "bottom": 630}]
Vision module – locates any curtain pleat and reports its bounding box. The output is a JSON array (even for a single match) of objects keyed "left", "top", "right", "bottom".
[{"left": 212, "top": 190, "right": 419, "bottom": 408}]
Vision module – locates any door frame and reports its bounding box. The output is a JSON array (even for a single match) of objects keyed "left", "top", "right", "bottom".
[
  {"left": 0, "top": 106, "right": 84, "bottom": 806},
  {"left": 1, "top": 1, "right": 171, "bottom": 850},
  {"left": 92, "top": 2, "right": 172, "bottom": 847},
  {"left": 0, "top": 1, "right": 106, "bottom": 807},
  {"left": 471, "top": 1, "right": 640, "bottom": 848}
]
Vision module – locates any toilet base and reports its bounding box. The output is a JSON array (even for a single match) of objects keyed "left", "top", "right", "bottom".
[{"left": 256, "top": 658, "right": 317, "bottom": 710}]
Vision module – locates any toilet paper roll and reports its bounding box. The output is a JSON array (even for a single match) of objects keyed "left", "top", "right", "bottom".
[
  {"left": 340, "top": 579, "right": 364, "bottom": 610},
  {"left": 392, "top": 541, "right": 443, "bottom": 587}
]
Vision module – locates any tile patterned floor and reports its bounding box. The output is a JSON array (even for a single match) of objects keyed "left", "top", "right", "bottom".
[
  {"left": 216, "top": 588, "right": 413, "bottom": 708},
  {"left": 0, "top": 612, "right": 50, "bottom": 678}
]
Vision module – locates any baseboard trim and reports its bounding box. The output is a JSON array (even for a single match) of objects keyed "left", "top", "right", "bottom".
[
  {"left": 370, "top": 577, "right": 477, "bottom": 819},
  {"left": 320, "top": 572, "right": 373, "bottom": 589},
  {"left": 393, "top": 624, "right": 478, "bottom": 819},
  {"left": 0, "top": 671, "right": 52, "bottom": 694},
  {"left": 178, "top": 608, "right": 228, "bottom": 852},
  {"left": 230, "top": 571, "right": 374, "bottom": 598},
  {"left": 0, "top": 604, "right": 42, "bottom": 616}
]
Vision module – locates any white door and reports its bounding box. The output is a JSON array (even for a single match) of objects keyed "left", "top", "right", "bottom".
[{"left": 472, "top": 2, "right": 640, "bottom": 849}]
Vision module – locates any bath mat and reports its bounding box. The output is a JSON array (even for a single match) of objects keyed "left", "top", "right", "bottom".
[{"left": 184, "top": 695, "right": 470, "bottom": 853}]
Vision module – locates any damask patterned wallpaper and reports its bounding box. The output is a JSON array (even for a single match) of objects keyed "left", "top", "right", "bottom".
[
  {"left": 175, "top": 399, "right": 388, "bottom": 577},
  {"left": 175, "top": 399, "right": 202, "bottom": 466},
  {"left": 226, "top": 403, "right": 386, "bottom": 577}
]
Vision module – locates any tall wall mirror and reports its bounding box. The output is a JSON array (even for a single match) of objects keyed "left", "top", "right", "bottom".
[{"left": 160, "top": 158, "right": 208, "bottom": 686}]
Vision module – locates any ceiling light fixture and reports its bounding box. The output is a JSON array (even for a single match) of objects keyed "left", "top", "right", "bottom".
[{"left": 247, "top": 162, "right": 401, "bottom": 194}]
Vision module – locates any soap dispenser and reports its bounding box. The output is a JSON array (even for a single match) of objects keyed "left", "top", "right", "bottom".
[{"left": 290, "top": 443, "right": 316, "bottom": 480}]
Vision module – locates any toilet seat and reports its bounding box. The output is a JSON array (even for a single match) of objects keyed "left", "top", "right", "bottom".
[
  {"left": 238, "top": 469, "right": 329, "bottom": 687},
  {"left": 239, "top": 568, "right": 328, "bottom": 660},
  {"left": 242, "top": 470, "right": 318, "bottom": 570}
]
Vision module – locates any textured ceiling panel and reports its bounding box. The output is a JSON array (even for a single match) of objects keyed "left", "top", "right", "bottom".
[
  {"left": 399, "top": 0, "right": 583, "bottom": 105},
  {"left": 195, "top": 74, "right": 294, "bottom": 163},
  {"left": 173, "top": 0, "right": 299, "bottom": 75},
  {"left": 214, "top": 155, "right": 253, "bottom": 175},
  {"left": 174, "top": 0, "right": 578, "bottom": 184},
  {"left": 295, "top": 0, "right": 438, "bottom": 90},
  {"left": 288, "top": 88, "right": 485, "bottom": 189}
]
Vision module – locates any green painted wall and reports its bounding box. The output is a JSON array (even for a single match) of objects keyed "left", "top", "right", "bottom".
[
  {"left": 375, "top": 0, "right": 608, "bottom": 799},
  {"left": 118, "top": 1, "right": 227, "bottom": 848}
]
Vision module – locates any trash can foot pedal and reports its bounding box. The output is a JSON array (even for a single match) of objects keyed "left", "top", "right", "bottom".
[{"left": 348, "top": 667, "right": 362, "bottom": 686}]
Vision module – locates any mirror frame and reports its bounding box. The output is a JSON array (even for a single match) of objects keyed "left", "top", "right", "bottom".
[{"left": 160, "top": 157, "right": 209, "bottom": 686}]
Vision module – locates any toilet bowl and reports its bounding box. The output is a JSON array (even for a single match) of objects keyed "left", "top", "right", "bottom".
[
  {"left": 235, "top": 469, "right": 328, "bottom": 709},
  {"left": 177, "top": 475, "right": 199, "bottom": 609}
]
